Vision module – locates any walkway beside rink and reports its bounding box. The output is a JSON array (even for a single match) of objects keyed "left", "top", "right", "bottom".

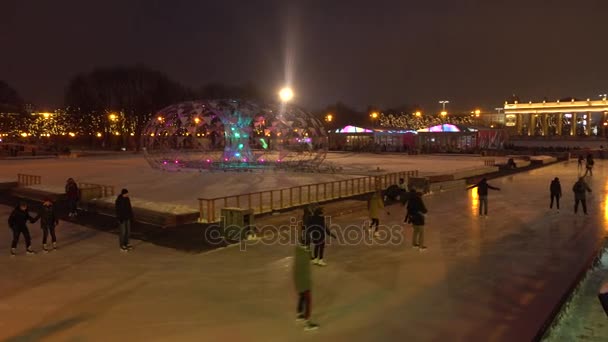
[{"left": 1, "top": 159, "right": 607, "bottom": 341}]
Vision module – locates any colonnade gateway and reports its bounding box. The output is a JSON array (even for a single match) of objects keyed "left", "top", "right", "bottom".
[{"left": 503, "top": 98, "right": 608, "bottom": 136}]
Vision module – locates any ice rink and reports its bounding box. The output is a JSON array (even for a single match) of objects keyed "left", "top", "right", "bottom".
[
  {"left": 0, "top": 153, "right": 486, "bottom": 207},
  {"left": 1, "top": 159, "right": 606, "bottom": 341}
]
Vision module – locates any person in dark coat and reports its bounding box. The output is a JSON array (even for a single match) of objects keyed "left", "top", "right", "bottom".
[
  {"left": 8, "top": 202, "right": 39, "bottom": 256},
  {"left": 407, "top": 191, "right": 428, "bottom": 250},
  {"left": 572, "top": 177, "right": 592, "bottom": 215},
  {"left": 301, "top": 204, "right": 318, "bottom": 252},
  {"left": 584, "top": 154, "right": 595, "bottom": 177},
  {"left": 307, "top": 206, "right": 335, "bottom": 266},
  {"left": 115, "top": 188, "right": 133, "bottom": 251},
  {"left": 466, "top": 177, "right": 501, "bottom": 217},
  {"left": 40, "top": 198, "right": 59, "bottom": 252},
  {"left": 550, "top": 177, "right": 562, "bottom": 211},
  {"left": 65, "top": 178, "right": 79, "bottom": 217}
]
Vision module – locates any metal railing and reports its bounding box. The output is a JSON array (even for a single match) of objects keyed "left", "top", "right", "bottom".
[
  {"left": 17, "top": 174, "right": 41, "bottom": 187},
  {"left": 197, "top": 170, "right": 418, "bottom": 223},
  {"left": 78, "top": 183, "right": 115, "bottom": 200},
  {"left": 483, "top": 159, "right": 496, "bottom": 166}
]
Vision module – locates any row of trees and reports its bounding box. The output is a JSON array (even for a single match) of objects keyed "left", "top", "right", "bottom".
[{"left": 1, "top": 67, "right": 268, "bottom": 150}]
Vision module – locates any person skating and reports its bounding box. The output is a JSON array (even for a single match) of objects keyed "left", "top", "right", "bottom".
[
  {"left": 368, "top": 190, "right": 387, "bottom": 237},
  {"left": 550, "top": 177, "right": 562, "bottom": 211},
  {"left": 466, "top": 177, "right": 501, "bottom": 217},
  {"left": 584, "top": 154, "right": 595, "bottom": 177},
  {"left": 40, "top": 198, "right": 59, "bottom": 252},
  {"left": 307, "top": 206, "right": 335, "bottom": 266},
  {"left": 572, "top": 177, "right": 592, "bottom": 215},
  {"left": 294, "top": 237, "right": 319, "bottom": 331},
  {"left": 406, "top": 191, "right": 428, "bottom": 251},
  {"left": 65, "top": 178, "right": 80, "bottom": 217},
  {"left": 301, "top": 204, "right": 317, "bottom": 253},
  {"left": 8, "top": 202, "right": 39, "bottom": 256},
  {"left": 115, "top": 188, "right": 133, "bottom": 251}
]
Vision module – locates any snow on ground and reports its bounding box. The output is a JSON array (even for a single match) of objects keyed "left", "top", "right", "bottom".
[
  {"left": 1, "top": 160, "right": 607, "bottom": 341},
  {"left": 0, "top": 153, "right": 486, "bottom": 209}
]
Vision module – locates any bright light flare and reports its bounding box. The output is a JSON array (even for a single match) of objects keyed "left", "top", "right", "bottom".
[{"left": 279, "top": 87, "right": 294, "bottom": 102}]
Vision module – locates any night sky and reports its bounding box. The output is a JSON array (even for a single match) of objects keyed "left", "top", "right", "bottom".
[{"left": 2, "top": 0, "right": 608, "bottom": 112}]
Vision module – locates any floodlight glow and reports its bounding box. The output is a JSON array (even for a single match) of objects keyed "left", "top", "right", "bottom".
[{"left": 279, "top": 87, "right": 294, "bottom": 102}]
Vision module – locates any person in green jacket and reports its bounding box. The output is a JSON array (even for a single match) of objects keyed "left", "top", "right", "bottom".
[
  {"left": 368, "top": 190, "right": 387, "bottom": 237},
  {"left": 294, "top": 238, "right": 319, "bottom": 331}
]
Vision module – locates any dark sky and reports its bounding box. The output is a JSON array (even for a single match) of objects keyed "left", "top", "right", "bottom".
[{"left": 2, "top": 0, "right": 608, "bottom": 113}]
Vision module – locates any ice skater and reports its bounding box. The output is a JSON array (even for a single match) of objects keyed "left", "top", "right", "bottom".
[
  {"left": 584, "top": 154, "right": 595, "bottom": 177},
  {"left": 368, "top": 190, "right": 387, "bottom": 237},
  {"left": 549, "top": 177, "right": 562, "bottom": 211},
  {"left": 115, "top": 188, "right": 134, "bottom": 251},
  {"left": 8, "top": 202, "right": 39, "bottom": 256},
  {"left": 307, "top": 206, "right": 335, "bottom": 266},
  {"left": 65, "top": 178, "right": 80, "bottom": 217},
  {"left": 467, "top": 177, "right": 501, "bottom": 217},
  {"left": 301, "top": 204, "right": 317, "bottom": 253},
  {"left": 572, "top": 177, "right": 592, "bottom": 215},
  {"left": 406, "top": 190, "right": 428, "bottom": 250},
  {"left": 40, "top": 198, "right": 59, "bottom": 252},
  {"left": 294, "top": 237, "right": 319, "bottom": 330}
]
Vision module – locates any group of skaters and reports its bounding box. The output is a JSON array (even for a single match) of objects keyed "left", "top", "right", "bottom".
[
  {"left": 8, "top": 177, "right": 135, "bottom": 256},
  {"left": 294, "top": 179, "right": 429, "bottom": 330},
  {"left": 293, "top": 153, "right": 600, "bottom": 330}
]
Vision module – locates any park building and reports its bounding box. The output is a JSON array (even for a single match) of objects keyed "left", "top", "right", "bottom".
[{"left": 504, "top": 97, "right": 608, "bottom": 137}]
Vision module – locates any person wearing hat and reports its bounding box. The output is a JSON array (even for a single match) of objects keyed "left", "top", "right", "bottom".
[
  {"left": 115, "top": 189, "right": 133, "bottom": 251},
  {"left": 8, "top": 202, "right": 39, "bottom": 256},
  {"left": 40, "top": 198, "right": 59, "bottom": 252}
]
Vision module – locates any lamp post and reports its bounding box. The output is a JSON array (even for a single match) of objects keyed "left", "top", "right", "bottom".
[
  {"left": 439, "top": 100, "right": 450, "bottom": 111},
  {"left": 370, "top": 111, "right": 379, "bottom": 128}
]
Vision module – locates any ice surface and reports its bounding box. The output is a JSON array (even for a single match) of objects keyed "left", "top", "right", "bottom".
[
  {"left": 1, "top": 159, "right": 607, "bottom": 341},
  {"left": 0, "top": 153, "right": 486, "bottom": 208}
]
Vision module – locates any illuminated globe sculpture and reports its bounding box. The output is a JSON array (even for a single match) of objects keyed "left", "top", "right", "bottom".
[{"left": 142, "top": 100, "right": 328, "bottom": 171}]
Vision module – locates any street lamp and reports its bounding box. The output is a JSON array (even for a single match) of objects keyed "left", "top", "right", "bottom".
[
  {"left": 440, "top": 111, "right": 448, "bottom": 117},
  {"left": 414, "top": 111, "right": 422, "bottom": 117},
  {"left": 439, "top": 100, "right": 450, "bottom": 111},
  {"left": 325, "top": 114, "right": 333, "bottom": 123},
  {"left": 369, "top": 111, "right": 379, "bottom": 128},
  {"left": 279, "top": 87, "right": 294, "bottom": 103},
  {"left": 600, "top": 94, "right": 608, "bottom": 100},
  {"left": 109, "top": 113, "right": 117, "bottom": 121},
  {"left": 474, "top": 109, "right": 481, "bottom": 117}
]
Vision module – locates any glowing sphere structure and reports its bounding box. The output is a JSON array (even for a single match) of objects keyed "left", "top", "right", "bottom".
[{"left": 142, "top": 100, "right": 328, "bottom": 171}]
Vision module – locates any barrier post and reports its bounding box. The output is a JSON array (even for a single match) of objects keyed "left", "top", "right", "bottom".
[
  {"left": 199, "top": 199, "right": 204, "bottom": 222},
  {"left": 259, "top": 192, "right": 263, "bottom": 213},
  {"left": 270, "top": 191, "right": 274, "bottom": 211},
  {"left": 289, "top": 188, "right": 293, "bottom": 207}
]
